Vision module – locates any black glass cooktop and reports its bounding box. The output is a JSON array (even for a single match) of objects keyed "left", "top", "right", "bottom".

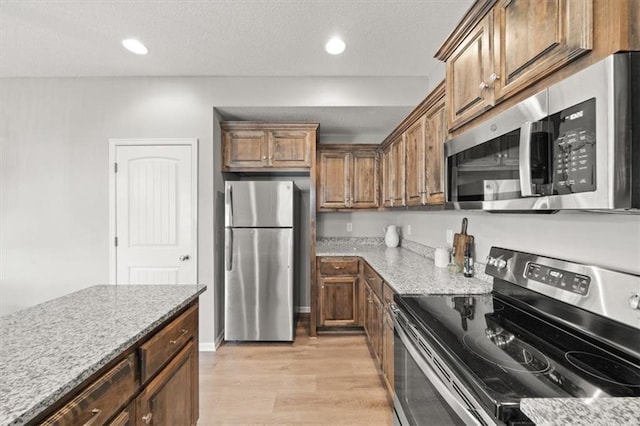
[{"left": 395, "top": 286, "right": 640, "bottom": 418}]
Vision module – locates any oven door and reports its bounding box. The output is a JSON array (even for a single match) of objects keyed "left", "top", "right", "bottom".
[{"left": 392, "top": 307, "right": 494, "bottom": 426}]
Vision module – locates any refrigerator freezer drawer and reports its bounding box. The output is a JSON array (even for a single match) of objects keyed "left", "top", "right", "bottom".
[{"left": 224, "top": 227, "right": 294, "bottom": 341}]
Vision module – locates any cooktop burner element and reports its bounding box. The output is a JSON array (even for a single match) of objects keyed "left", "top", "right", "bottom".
[
  {"left": 565, "top": 351, "right": 640, "bottom": 387},
  {"left": 463, "top": 330, "right": 551, "bottom": 374}
]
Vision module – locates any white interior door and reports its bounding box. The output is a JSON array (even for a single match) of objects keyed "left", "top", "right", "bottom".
[{"left": 112, "top": 142, "right": 197, "bottom": 284}]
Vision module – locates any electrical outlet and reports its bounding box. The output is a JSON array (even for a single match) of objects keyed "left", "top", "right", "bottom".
[
  {"left": 406, "top": 225, "right": 412, "bottom": 236},
  {"left": 446, "top": 229, "right": 454, "bottom": 245},
  {"left": 346, "top": 222, "right": 353, "bottom": 232}
]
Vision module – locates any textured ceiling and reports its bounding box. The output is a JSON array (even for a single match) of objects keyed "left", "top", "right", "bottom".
[{"left": 0, "top": 0, "right": 473, "bottom": 141}]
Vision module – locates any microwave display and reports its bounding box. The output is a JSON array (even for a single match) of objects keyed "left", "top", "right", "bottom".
[{"left": 550, "top": 98, "right": 597, "bottom": 194}]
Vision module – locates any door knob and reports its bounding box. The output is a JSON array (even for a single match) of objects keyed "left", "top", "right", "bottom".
[{"left": 179, "top": 254, "right": 190, "bottom": 261}]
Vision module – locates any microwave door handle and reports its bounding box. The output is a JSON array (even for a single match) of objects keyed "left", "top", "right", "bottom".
[{"left": 519, "top": 121, "right": 537, "bottom": 197}]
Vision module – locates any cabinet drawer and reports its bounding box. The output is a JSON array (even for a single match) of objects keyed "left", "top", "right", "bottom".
[
  {"left": 139, "top": 305, "right": 197, "bottom": 383},
  {"left": 318, "top": 257, "right": 359, "bottom": 276},
  {"left": 362, "top": 261, "right": 383, "bottom": 299},
  {"left": 42, "top": 355, "right": 136, "bottom": 426}
]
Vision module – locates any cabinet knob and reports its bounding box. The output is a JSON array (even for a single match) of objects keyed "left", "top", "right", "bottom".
[
  {"left": 490, "top": 72, "right": 501, "bottom": 82},
  {"left": 179, "top": 254, "right": 190, "bottom": 261},
  {"left": 262, "top": 156, "right": 267, "bottom": 160},
  {"left": 479, "top": 81, "right": 490, "bottom": 90},
  {"left": 142, "top": 413, "right": 153, "bottom": 424},
  {"left": 83, "top": 409, "right": 102, "bottom": 426}
]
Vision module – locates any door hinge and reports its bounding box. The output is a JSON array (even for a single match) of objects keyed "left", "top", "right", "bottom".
[
  {"left": 114, "top": 236, "right": 118, "bottom": 247},
  {"left": 114, "top": 162, "right": 118, "bottom": 173}
]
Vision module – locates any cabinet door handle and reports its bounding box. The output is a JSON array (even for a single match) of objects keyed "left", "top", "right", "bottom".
[
  {"left": 479, "top": 81, "right": 489, "bottom": 90},
  {"left": 82, "top": 409, "right": 102, "bottom": 426},
  {"left": 142, "top": 413, "right": 153, "bottom": 424},
  {"left": 170, "top": 328, "right": 189, "bottom": 344},
  {"left": 333, "top": 265, "right": 343, "bottom": 269},
  {"left": 489, "top": 72, "right": 500, "bottom": 83}
]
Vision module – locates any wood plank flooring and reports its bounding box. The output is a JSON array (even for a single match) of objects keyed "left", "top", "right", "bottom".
[{"left": 198, "top": 321, "right": 393, "bottom": 425}]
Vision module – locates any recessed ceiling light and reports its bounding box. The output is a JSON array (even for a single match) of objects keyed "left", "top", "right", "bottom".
[
  {"left": 325, "top": 37, "right": 346, "bottom": 55},
  {"left": 122, "top": 38, "right": 148, "bottom": 55}
]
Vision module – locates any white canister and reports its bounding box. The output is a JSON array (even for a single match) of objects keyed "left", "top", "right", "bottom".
[
  {"left": 434, "top": 247, "right": 450, "bottom": 268},
  {"left": 384, "top": 225, "right": 400, "bottom": 248}
]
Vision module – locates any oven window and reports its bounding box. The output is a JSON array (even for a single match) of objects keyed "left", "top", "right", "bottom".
[{"left": 394, "top": 328, "right": 465, "bottom": 426}]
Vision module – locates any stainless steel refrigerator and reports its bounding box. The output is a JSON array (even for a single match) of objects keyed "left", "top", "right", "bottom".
[{"left": 224, "top": 181, "right": 298, "bottom": 341}]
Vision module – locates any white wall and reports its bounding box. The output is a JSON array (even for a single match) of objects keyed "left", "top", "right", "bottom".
[
  {"left": 318, "top": 210, "right": 640, "bottom": 275},
  {"left": 0, "top": 75, "right": 428, "bottom": 347}
]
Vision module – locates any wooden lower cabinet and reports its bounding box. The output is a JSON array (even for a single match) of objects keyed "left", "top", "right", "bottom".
[
  {"left": 381, "top": 283, "right": 395, "bottom": 394},
  {"left": 136, "top": 340, "right": 198, "bottom": 426},
  {"left": 317, "top": 257, "right": 361, "bottom": 327},
  {"left": 319, "top": 276, "right": 358, "bottom": 326},
  {"left": 38, "top": 304, "right": 200, "bottom": 426}
]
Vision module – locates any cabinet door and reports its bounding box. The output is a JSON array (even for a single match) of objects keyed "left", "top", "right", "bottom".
[
  {"left": 425, "top": 97, "right": 446, "bottom": 205},
  {"left": 390, "top": 135, "right": 406, "bottom": 207},
  {"left": 318, "top": 152, "right": 349, "bottom": 209},
  {"left": 319, "top": 276, "right": 358, "bottom": 326},
  {"left": 268, "top": 130, "right": 312, "bottom": 168},
  {"left": 404, "top": 116, "right": 427, "bottom": 206},
  {"left": 363, "top": 284, "right": 372, "bottom": 341},
  {"left": 136, "top": 340, "right": 197, "bottom": 426},
  {"left": 381, "top": 146, "right": 393, "bottom": 208},
  {"left": 446, "top": 12, "right": 494, "bottom": 130},
  {"left": 222, "top": 130, "right": 267, "bottom": 169},
  {"left": 493, "top": 0, "right": 592, "bottom": 101},
  {"left": 372, "top": 295, "right": 383, "bottom": 365},
  {"left": 382, "top": 311, "right": 394, "bottom": 393},
  {"left": 351, "top": 151, "right": 379, "bottom": 208}
]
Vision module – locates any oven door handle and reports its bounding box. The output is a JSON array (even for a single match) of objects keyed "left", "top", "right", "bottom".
[{"left": 393, "top": 315, "right": 495, "bottom": 426}]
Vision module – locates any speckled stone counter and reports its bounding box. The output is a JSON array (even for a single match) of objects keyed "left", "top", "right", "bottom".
[
  {"left": 316, "top": 238, "right": 492, "bottom": 295},
  {"left": 0, "top": 284, "right": 206, "bottom": 426},
  {"left": 521, "top": 397, "right": 640, "bottom": 425}
]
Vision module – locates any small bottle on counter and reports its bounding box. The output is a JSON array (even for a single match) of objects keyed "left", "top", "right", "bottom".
[{"left": 463, "top": 242, "right": 474, "bottom": 277}]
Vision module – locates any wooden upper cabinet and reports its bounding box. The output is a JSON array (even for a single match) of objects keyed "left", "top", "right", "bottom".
[
  {"left": 381, "top": 146, "right": 393, "bottom": 208},
  {"left": 437, "top": 0, "right": 593, "bottom": 131},
  {"left": 351, "top": 151, "right": 379, "bottom": 208},
  {"left": 404, "top": 115, "right": 427, "bottom": 207},
  {"left": 390, "top": 135, "right": 406, "bottom": 207},
  {"left": 223, "top": 129, "right": 268, "bottom": 169},
  {"left": 493, "top": 0, "right": 593, "bottom": 101},
  {"left": 445, "top": 12, "right": 494, "bottom": 130},
  {"left": 424, "top": 87, "right": 447, "bottom": 205},
  {"left": 317, "top": 145, "right": 379, "bottom": 210},
  {"left": 318, "top": 151, "right": 350, "bottom": 209},
  {"left": 269, "top": 129, "right": 313, "bottom": 168},
  {"left": 221, "top": 122, "right": 318, "bottom": 171}
]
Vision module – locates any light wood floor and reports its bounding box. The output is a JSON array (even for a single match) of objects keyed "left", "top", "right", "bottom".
[{"left": 198, "top": 321, "right": 393, "bottom": 425}]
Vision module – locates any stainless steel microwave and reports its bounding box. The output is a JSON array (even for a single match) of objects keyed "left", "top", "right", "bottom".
[{"left": 445, "top": 52, "right": 639, "bottom": 212}]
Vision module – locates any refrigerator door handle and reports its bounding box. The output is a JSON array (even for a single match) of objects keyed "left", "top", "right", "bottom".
[
  {"left": 225, "top": 184, "right": 234, "bottom": 226},
  {"left": 225, "top": 228, "right": 233, "bottom": 271}
]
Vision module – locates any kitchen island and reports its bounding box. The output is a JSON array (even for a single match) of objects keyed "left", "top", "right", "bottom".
[{"left": 0, "top": 284, "right": 206, "bottom": 426}]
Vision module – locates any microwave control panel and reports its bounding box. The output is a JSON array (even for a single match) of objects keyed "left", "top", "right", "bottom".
[
  {"left": 524, "top": 262, "right": 591, "bottom": 296},
  {"left": 552, "top": 98, "right": 597, "bottom": 195}
]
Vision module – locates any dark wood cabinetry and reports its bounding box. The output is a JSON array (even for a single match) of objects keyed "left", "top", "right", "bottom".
[
  {"left": 136, "top": 340, "right": 198, "bottom": 426},
  {"left": 221, "top": 122, "right": 318, "bottom": 172},
  {"left": 38, "top": 304, "right": 200, "bottom": 426},
  {"left": 317, "top": 145, "right": 379, "bottom": 210},
  {"left": 317, "top": 257, "right": 361, "bottom": 327}
]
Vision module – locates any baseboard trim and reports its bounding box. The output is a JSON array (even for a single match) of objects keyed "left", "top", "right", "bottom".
[
  {"left": 199, "top": 342, "right": 216, "bottom": 352},
  {"left": 214, "top": 329, "right": 225, "bottom": 350},
  {"left": 296, "top": 306, "right": 310, "bottom": 314}
]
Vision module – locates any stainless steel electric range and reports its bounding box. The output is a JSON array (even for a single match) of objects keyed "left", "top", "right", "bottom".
[{"left": 392, "top": 247, "right": 640, "bottom": 426}]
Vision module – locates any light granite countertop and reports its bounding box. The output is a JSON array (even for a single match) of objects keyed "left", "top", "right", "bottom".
[
  {"left": 0, "top": 284, "right": 206, "bottom": 426},
  {"left": 316, "top": 238, "right": 492, "bottom": 295},
  {"left": 521, "top": 397, "right": 640, "bottom": 425}
]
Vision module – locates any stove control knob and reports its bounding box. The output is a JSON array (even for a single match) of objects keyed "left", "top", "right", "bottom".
[
  {"left": 496, "top": 259, "right": 507, "bottom": 269},
  {"left": 629, "top": 294, "right": 640, "bottom": 310}
]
